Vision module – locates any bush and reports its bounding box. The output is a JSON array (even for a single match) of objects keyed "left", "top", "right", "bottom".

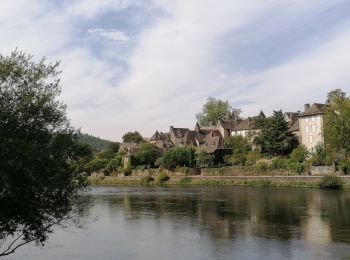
[
  {"left": 140, "top": 176, "right": 154, "bottom": 186},
  {"left": 84, "top": 157, "right": 109, "bottom": 173},
  {"left": 319, "top": 175, "right": 343, "bottom": 189},
  {"left": 290, "top": 145, "right": 308, "bottom": 163},
  {"left": 254, "top": 162, "right": 270, "bottom": 173},
  {"left": 339, "top": 162, "right": 350, "bottom": 175},
  {"left": 179, "top": 177, "right": 192, "bottom": 185},
  {"left": 288, "top": 162, "right": 306, "bottom": 174},
  {"left": 271, "top": 159, "right": 289, "bottom": 170},
  {"left": 161, "top": 147, "right": 196, "bottom": 169},
  {"left": 105, "top": 158, "right": 121, "bottom": 173},
  {"left": 157, "top": 172, "right": 170, "bottom": 184}
]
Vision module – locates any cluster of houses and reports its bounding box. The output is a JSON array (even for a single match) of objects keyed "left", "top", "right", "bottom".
[{"left": 146, "top": 102, "right": 325, "bottom": 155}]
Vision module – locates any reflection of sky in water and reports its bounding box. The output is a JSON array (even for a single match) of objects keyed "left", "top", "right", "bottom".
[{"left": 9, "top": 186, "right": 350, "bottom": 259}]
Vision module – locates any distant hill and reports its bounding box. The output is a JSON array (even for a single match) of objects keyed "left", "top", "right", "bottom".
[{"left": 78, "top": 133, "right": 117, "bottom": 152}]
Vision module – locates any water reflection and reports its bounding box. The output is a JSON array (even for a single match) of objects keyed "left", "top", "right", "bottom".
[
  {"left": 12, "top": 187, "right": 350, "bottom": 259},
  {"left": 100, "top": 187, "right": 350, "bottom": 245}
]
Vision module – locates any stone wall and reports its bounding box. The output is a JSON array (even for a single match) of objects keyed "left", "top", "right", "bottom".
[{"left": 310, "top": 166, "right": 336, "bottom": 175}]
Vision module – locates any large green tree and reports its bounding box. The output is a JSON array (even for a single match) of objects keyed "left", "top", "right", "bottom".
[
  {"left": 196, "top": 97, "right": 241, "bottom": 126},
  {"left": 122, "top": 131, "right": 144, "bottom": 144},
  {"left": 324, "top": 89, "right": 350, "bottom": 160},
  {"left": 161, "top": 147, "right": 196, "bottom": 169},
  {"left": 0, "top": 50, "right": 88, "bottom": 256},
  {"left": 134, "top": 142, "right": 161, "bottom": 167},
  {"left": 252, "top": 110, "right": 298, "bottom": 155}
]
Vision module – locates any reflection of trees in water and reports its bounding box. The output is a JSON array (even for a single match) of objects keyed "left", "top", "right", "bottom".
[
  {"left": 319, "top": 190, "right": 350, "bottom": 243},
  {"left": 105, "top": 188, "right": 311, "bottom": 241},
  {"left": 0, "top": 195, "right": 93, "bottom": 256},
  {"left": 102, "top": 187, "right": 350, "bottom": 244}
]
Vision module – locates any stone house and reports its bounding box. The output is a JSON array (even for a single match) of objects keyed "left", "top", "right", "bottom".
[
  {"left": 231, "top": 111, "right": 266, "bottom": 139},
  {"left": 298, "top": 103, "right": 325, "bottom": 151},
  {"left": 285, "top": 112, "right": 301, "bottom": 142}
]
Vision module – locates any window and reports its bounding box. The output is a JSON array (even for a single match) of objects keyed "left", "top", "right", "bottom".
[
  {"left": 305, "top": 118, "right": 309, "bottom": 123},
  {"left": 312, "top": 125, "right": 316, "bottom": 133},
  {"left": 311, "top": 116, "right": 315, "bottom": 122},
  {"left": 305, "top": 126, "right": 309, "bottom": 133},
  {"left": 309, "top": 135, "right": 314, "bottom": 144}
]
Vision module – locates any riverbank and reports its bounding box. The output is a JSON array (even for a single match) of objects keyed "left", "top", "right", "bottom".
[{"left": 88, "top": 175, "right": 350, "bottom": 189}]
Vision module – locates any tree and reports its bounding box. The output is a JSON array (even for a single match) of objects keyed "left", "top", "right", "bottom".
[
  {"left": 122, "top": 131, "right": 144, "bottom": 144},
  {"left": 161, "top": 147, "right": 196, "bottom": 169},
  {"left": 196, "top": 97, "right": 241, "bottom": 126},
  {"left": 0, "top": 50, "right": 87, "bottom": 256},
  {"left": 290, "top": 145, "right": 308, "bottom": 163},
  {"left": 196, "top": 149, "right": 214, "bottom": 168},
  {"left": 324, "top": 89, "right": 350, "bottom": 160},
  {"left": 134, "top": 142, "right": 161, "bottom": 167},
  {"left": 251, "top": 110, "right": 298, "bottom": 156},
  {"left": 224, "top": 136, "right": 252, "bottom": 165}
]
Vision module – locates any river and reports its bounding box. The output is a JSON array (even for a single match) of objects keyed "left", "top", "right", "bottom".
[{"left": 7, "top": 186, "right": 350, "bottom": 259}]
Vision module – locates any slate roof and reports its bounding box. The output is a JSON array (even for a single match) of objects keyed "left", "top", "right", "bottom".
[
  {"left": 299, "top": 103, "right": 325, "bottom": 117},
  {"left": 232, "top": 111, "right": 266, "bottom": 131}
]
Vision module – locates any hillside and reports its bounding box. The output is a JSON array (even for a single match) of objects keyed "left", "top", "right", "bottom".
[{"left": 78, "top": 133, "right": 116, "bottom": 151}]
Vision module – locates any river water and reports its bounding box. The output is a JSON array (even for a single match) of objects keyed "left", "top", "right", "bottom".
[{"left": 7, "top": 186, "right": 350, "bottom": 259}]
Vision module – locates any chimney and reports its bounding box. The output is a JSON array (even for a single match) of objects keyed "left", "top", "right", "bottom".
[{"left": 304, "top": 104, "right": 310, "bottom": 111}]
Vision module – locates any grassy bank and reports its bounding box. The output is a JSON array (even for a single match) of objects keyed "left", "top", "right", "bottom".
[{"left": 88, "top": 176, "right": 350, "bottom": 189}]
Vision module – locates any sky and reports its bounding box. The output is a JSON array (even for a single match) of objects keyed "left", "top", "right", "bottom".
[{"left": 1, "top": 0, "right": 350, "bottom": 142}]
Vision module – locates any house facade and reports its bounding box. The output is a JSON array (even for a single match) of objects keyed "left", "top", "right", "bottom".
[
  {"left": 298, "top": 103, "right": 325, "bottom": 151},
  {"left": 231, "top": 111, "right": 265, "bottom": 140}
]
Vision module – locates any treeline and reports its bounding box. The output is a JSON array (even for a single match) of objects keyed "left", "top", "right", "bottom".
[{"left": 78, "top": 133, "right": 116, "bottom": 151}]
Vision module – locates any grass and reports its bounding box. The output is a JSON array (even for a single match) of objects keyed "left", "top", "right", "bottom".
[
  {"left": 88, "top": 176, "right": 348, "bottom": 189},
  {"left": 319, "top": 175, "right": 344, "bottom": 189}
]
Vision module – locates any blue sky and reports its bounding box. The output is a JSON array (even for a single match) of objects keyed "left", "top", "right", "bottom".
[{"left": 1, "top": 0, "right": 350, "bottom": 141}]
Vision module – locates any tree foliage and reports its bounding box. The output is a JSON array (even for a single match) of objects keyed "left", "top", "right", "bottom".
[
  {"left": 196, "top": 97, "right": 241, "bottom": 126},
  {"left": 0, "top": 50, "right": 88, "bottom": 256},
  {"left": 224, "top": 136, "right": 252, "bottom": 165},
  {"left": 290, "top": 145, "right": 308, "bottom": 163},
  {"left": 161, "top": 147, "right": 196, "bottom": 169},
  {"left": 122, "top": 131, "right": 144, "bottom": 144},
  {"left": 78, "top": 133, "right": 115, "bottom": 152},
  {"left": 251, "top": 110, "right": 298, "bottom": 156},
  {"left": 196, "top": 149, "right": 215, "bottom": 168},
  {"left": 324, "top": 89, "right": 350, "bottom": 160},
  {"left": 134, "top": 142, "right": 161, "bottom": 167}
]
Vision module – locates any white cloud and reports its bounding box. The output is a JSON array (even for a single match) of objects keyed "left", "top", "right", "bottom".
[
  {"left": 0, "top": 0, "right": 349, "bottom": 141},
  {"left": 88, "top": 28, "right": 130, "bottom": 42}
]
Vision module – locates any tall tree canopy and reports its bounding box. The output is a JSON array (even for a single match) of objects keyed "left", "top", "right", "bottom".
[
  {"left": 324, "top": 89, "right": 350, "bottom": 160},
  {"left": 251, "top": 110, "right": 298, "bottom": 155},
  {"left": 0, "top": 50, "right": 88, "bottom": 256},
  {"left": 122, "top": 131, "right": 144, "bottom": 144},
  {"left": 196, "top": 97, "right": 241, "bottom": 126}
]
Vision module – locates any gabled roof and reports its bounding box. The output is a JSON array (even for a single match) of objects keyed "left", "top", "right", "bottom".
[
  {"left": 217, "top": 118, "right": 242, "bottom": 130},
  {"left": 232, "top": 111, "right": 265, "bottom": 131},
  {"left": 299, "top": 103, "right": 325, "bottom": 117},
  {"left": 289, "top": 120, "right": 299, "bottom": 133}
]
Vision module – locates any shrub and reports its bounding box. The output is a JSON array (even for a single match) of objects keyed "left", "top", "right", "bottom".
[
  {"left": 339, "top": 162, "right": 350, "bottom": 175},
  {"left": 140, "top": 176, "right": 154, "bottom": 186},
  {"left": 254, "top": 162, "right": 270, "bottom": 173},
  {"left": 84, "top": 157, "right": 109, "bottom": 173},
  {"left": 288, "top": 162, "right": 306, "bottom": 174},
  {"left": 123, "top": 166, "right": 132, "bottom": 176},
  {"left": 271, "top": 159, "right": 289, "bottom": 170},
  {"left": 105, "top": 158, "right": 121, "bottom": 173},
  {"left": 179, "top": 177, "right": 192, "bottom": 185},
  {"left": 319, "top": 175, "right": 343, "bottom": 189},
  {"left": 161, "top": 147, "right": 196, "bottom": 169},
  {"left": 290, "top": 145, "right": 308, "bottom": 163},
  {"left": 157, "top": 172, "right": 170, "bottom": 184}
]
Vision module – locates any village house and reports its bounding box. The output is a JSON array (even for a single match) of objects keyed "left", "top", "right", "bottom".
[
  {"left": 285, "top": 112, "right": 301, "bottom": 142},
  {"left": 298, "top": 103, "right": 325, "bottom": 151},
  {"left": 231, "top": 111, "right": 266, "bottom": 139}
]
